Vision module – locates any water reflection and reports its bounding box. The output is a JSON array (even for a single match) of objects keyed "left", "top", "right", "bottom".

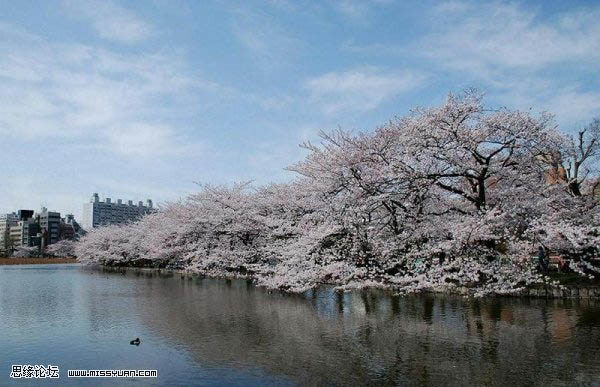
[
  {"left": 111, "top": 268, "right": 600, "bottom": 386},
  {"left": 1, "top": 265, "right": 599, "bottom": 386}
]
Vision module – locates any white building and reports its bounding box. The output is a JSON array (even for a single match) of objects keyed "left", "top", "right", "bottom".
[
  {"left": 9, "top": 218, "right": 40, "bottom": 248},
  {"left": 0, "top": 213, "right": 18, "bottom": 253},
  {"left": 82, "top": 193, "right": 155, "bottom": 230}
]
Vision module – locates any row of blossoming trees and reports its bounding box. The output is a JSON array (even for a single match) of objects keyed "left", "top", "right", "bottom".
[{"left": 70, "top": 91, "right": 600, "bottom": 295}]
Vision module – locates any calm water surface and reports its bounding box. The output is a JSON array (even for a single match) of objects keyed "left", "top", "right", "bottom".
[{"left": 1, "top": 264, "right": 600, "bottom": 386}]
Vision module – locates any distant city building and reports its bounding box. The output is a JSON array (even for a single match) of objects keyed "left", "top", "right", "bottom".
[
  {"left": 9, "top": 218, "right": 41, "bottom": 248},
  {"left": 18, "top": 210, "right": 34, "bottom": 220},
  {"left": 82, "top": 193, "right": 155, "bottom": 229},
  {"left": 0, "top": 213, "right": 18, "bottom": 253},
  {"left": 1, "top": 208, "right": 81, "bottom": 255},
  {"left": 543, "top": 166, "right": 568, "bottom": 185},
  {"left": 60, "top": 222, "right": 75, "bottom": 240},
  {"left": 60, "top": 214, "right": 84, "bottom": 240},
  {"left": 6, "top": 210, "right": 40, "bottom": 249},
  {"left": 39, "top": 207, "right": 61, "bottom": 246}
]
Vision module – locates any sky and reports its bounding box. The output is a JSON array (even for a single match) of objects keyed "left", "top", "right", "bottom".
[{"left": 1, "top": 0, "right": 600, "bottom": 220}]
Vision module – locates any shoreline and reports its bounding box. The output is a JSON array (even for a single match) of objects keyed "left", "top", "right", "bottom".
[
  {"left": 90, "top": 264, "right": 600, "bottom": 299},
  {"left": 0, "top": 257, "right": 78, "bottom": 265}
]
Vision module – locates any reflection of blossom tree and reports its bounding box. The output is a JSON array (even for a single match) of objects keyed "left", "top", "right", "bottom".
[
  {"left": 123, "top": 273, "right": 600, "bottom": 386},
  {"left": 75, "top": 91, "right": 600, "bottom": 295}
]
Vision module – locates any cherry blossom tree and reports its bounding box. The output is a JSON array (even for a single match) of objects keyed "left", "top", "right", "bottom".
[
  {"left": 72, "top": 90, "right": 600, "bottom": 296},
  {"left": 559, "top": 118, "right": 599, "bottom": 196}
]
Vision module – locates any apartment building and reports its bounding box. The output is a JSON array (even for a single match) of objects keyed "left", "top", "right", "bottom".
[
  {"left": 82, "top": 193, "right": 155, "bottom": 229},
  {"left": 7, "top": 210, "right": 40, "bottom": 248},
  {"left": 39, "top": 207, "right": 61, "bottom": 246},
  {"left": 9, "top": 219, "right": 41, "bottom": 248},
  {"left": 0, "top": 213, "right": 18, "bottom": 253}
]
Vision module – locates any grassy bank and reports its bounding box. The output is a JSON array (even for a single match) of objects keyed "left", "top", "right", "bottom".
[{"left": 0, "top": 257, "right": 78, "bottom": 265}]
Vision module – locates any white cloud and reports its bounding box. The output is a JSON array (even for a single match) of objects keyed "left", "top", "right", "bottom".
[
  {"left": 501, "top": 86, "right": 600, "bottom": 130},
  {"left": 231, "top": 8, "right": 302, "bottom": 71},
  {"left": 264, "top": 0, "right": 298, "bottom": 12},
  {"left": 546, "top": 90, "right": 600, "bottom": 126},
  {"left": 431, "top": 1, "right": 470, "bottom": 14},
  {"left": 424, "top": 1, "right": 600, "bottom": 127},
  {"left": 334, "top": 0, "right": 370, "bottom": 21},
  {"left": 330, "top": 0, "right": 392, "bottom": 24},
  {"left": 344, "top": 2, "right": 600, "bottom": 74},
  {"left": 0, "top": 25, "right": 209, "bottom": 158},
  {"left": 104, "top": 123, "right": 195, "bottom": 158},
  {"left": 422, "top": 1, "right": 600, "bottom": 127},
  {"left": 304, "top": 68, "right": 425, "bottom": 115},
  {"left": 425, "top": 1, "right": 600, "bottom": 72},
  {"left": 61, "top": 0, "right": 152, "bottom": 44},
  {"left": 341, "top": 2, "right": 600, "bottom": 127}
]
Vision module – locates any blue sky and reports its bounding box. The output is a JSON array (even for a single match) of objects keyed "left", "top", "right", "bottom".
[{"left": 1, "top": 0, "right": 599, "bottom": 219}]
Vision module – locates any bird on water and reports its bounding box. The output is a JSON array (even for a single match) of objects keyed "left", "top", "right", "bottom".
[{"left": 130, "top": 338, "right": 141, "bottom": 345}]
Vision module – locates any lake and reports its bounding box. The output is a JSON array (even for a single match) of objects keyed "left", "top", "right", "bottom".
[{"left": 1, "top": 264, "right": 599, "bottom": 386}]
